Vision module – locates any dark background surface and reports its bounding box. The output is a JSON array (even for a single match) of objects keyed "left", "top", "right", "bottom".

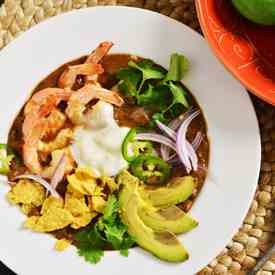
[{"left": 0, "top": 262, "right": 15, "bottom": 275}]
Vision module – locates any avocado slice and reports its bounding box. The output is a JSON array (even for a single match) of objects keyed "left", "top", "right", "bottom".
[
  {"left": 140, "top": 176, "right": 196, "bottom": 208},
  {"left": 119, "top": 180, "right": 189, "bottom": 262},
  {"left": 139, "top": 205, "right": 198, "bottom": 234}
]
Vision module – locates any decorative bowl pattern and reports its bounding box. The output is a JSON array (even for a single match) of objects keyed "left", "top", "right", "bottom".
[{"left": 196, "top": 0, "right": 275, "bottom": 105}]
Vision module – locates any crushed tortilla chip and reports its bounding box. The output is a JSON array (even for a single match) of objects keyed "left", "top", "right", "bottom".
[
  {"left": 64, "top": 192, "right": 98, "bottom": 229},
  {"left": 55, "top": 239, "right": 71, "bottom": 252},
  {"left": 71, "top": 212, "right": 98, "bottom": 229},
  {"left": 101, "top": 176, "right": 118, "bottom": 193},
  {"left": 64, "top": 192, "right": 89, "bottom": 216},
  {"left": 24, "top": 196, "right": 73, "bottom": 232},
  {"left": 88, "top": 196, "right": 106, "bottom": 213},
  {"left": 41, "top": 196, "right": 63, "bottom": 214},
  {"left": 20, "top": 204, "right": 35, "bottom": 216},
  {"left": 6, "top": 179, "right": 45, "bottom": 207},
  {"left": 67, "top": 167, "right": 102, "bottom": 196}
]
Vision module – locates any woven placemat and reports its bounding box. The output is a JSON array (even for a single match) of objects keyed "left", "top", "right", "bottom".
[{"left": 0, "top": 0, "right": 274, "bottom": 274}]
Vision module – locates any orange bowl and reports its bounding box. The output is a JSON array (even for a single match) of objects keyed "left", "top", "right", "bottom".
[{"left": 196, "top": 0, "right": 275, "bottom": 105}]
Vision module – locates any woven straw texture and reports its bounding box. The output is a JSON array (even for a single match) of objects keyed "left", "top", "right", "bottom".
[{"left": 0, "top": 0, "right": 274, "bottom": 274}]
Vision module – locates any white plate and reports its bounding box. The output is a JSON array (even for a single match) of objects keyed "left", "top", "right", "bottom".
[{"left": 0, "top": 6, "right": 260, "bottom": 275}]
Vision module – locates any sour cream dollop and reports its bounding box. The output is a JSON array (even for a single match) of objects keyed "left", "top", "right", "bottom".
[{"left": 70, "top": 101, "right": 129, "bottom": 177}]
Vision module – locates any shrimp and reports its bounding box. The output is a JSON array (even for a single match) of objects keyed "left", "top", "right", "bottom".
[
  {"left": 58, "top": 63, "right": 104, "bottom": 89},
  {"left": 42, "top": 109, "right": 66, "bottom": 140},
  {"left": 65, "top": 83, "right": 124, "bottom": 125},
  {"left": 23, "top": 88, "right": 73, "bottom": 174},
  {"left": 84, "top": 41, "right": 113, "bottom": 83},
  {"left": 85, "top": 41, "right": 113, "bottom": 64},
  {"left": 58, "top": 41, "right": 113, "bottom": 88}
]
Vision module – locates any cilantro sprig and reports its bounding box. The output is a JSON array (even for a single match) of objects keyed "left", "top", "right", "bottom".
[
  {"left": 117, "top": 53, "right": 190, "bottom": 126},
  {"left": 75, "top": 195, "right": 135, "bottom": 264}
]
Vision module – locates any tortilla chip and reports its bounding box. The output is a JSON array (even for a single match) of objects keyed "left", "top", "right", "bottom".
[
  {"left": 88, "top": 196, "right": 106, "bottom": 213},
  {"left": 24, "top": 196, "right": 73, "bottom": 232},
  {"left": 67, "top": 167, "right": 100, "bottom": 196},
  {"left": 55, "top": 239, "right": 71, "bottom": 252},
  {"left": 71, "top": 212, "right": 98, "bottom": 229},
  {"left": 65, "top": 192, "right": 98, "bottom": 229},
  {"left": 20, "top": 204, "right": 35, "bottom": 216},
  {"left": 7, "top": 179, "right": 45, "bottom": 207}
]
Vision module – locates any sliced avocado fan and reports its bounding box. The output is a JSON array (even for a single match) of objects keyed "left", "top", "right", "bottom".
[
  {"left": 119, "top": 180, "right": 189, "bottom": 262},
  {"left": 139, "top": 176, "right": 197, "bottom": 208},
  {"left": 138, "top": 205, "right": 198, "bottom": 234}
]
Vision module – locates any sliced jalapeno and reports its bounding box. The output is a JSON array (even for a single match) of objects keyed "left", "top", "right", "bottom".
[
  {"left": 0, "top": 144, "right": 14, "bottom": 175},
  {"left": 131, "top": 155, "right": 171, "bottom": 185},
  {"left": 122, "top": 128, "right": 153, "bottom": 162}
]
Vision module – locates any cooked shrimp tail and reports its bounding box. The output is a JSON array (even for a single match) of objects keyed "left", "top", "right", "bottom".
[{"left": 86, "top": 41, "right": 114, "bottom": 64}]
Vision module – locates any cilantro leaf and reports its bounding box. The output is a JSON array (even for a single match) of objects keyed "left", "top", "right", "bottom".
[
  {"left": 75, "top": 225, "right": 106, "bottom": 249},
  {"left": 164, "top": 53, "right": 189, "bottom": 82},
  {"left": 137, "top": 84, "right": 171, "bottom": 109},
  {"left": 168, "top": 81, "right": 189, "bottom": 109},
  {"left": 115, "top": 53, "right": 190, "bottom": 128},
  {"left": 74, "top": 195, "right": 135, "bottom": 265},
  {"left": 102, "top": 194, "right": 119, "bottom": 223},
  {"left": 77, "top": 246, "right": 104, "bottom": 264},
  {"left": 104, "top": 222, "right": 127, "bottom": 249},
  {"left": 129, "top": 60, "right": 165, "bottom": 93},
  {"left": 137, "top": 84, "right": 155, "bottom": 106},
  {"left": 102, "top": 196, "right": 135, "bottom": 251},
  {"left": 117, "top": 68, "right": 141, "bottom": 96},
  {"left": 75, "top": 226, "right": 105, "bottom": 264},
  {"left": 129, "top": 60, "right": 165, "bottom": 81},
  {"left": 120, "top": 249, "right": 129, "bottom": 257}
]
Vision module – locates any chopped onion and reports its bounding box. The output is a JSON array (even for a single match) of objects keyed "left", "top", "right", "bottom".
[
  {"left": 15, "top": 174, "right": 60, "bottom": 198},
  {"left": 176, "top": 110, "right": 200, "bottom": 173},
  {"left": 136, "top": 133, "right": 176, "bottom": 151},
  {"left": 51, "top": 152, "right": 66, "bottom": 190}
]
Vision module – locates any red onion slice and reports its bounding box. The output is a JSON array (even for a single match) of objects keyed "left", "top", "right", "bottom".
[
  {"left": 186, "top": 141, "right": 198, "bottom": 171},
  {"left": 168, "top": 133, "right": 203, "bottom": 165},
  {"left": 155, "top": 120, "right": 177, "bottom": 140},
  {"left": 176, "top": 110, "right": 200, "bottom": 173},
  {"left": 136, "top": 133, "right": 176, "bottom": 151},
  {"left": 155, "top": 120, "right": 176, "bottom": 161},
  {"left": 192, "top": 132, "right": 203, "bottom": 151},
  {"left": 51, "top": 152, "right": 66, "bottom": 190},
  {"left": 15, "top": 175, "right": 60, "bottom": 198},
  {"left": 169, "top": 108, "right": 195, "bottom": 131},
  {"left": 160, "top": 145, "right": 170, "bottom": 161}
]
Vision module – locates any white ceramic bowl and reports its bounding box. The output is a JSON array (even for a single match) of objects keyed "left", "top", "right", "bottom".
[{"left": 0, "top": 6, "right": 260, "bottom": 275}]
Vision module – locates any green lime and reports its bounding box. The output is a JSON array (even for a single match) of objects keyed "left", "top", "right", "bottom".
[{"left": 232, "top": 0, "right": 275, "bottom": 26}]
